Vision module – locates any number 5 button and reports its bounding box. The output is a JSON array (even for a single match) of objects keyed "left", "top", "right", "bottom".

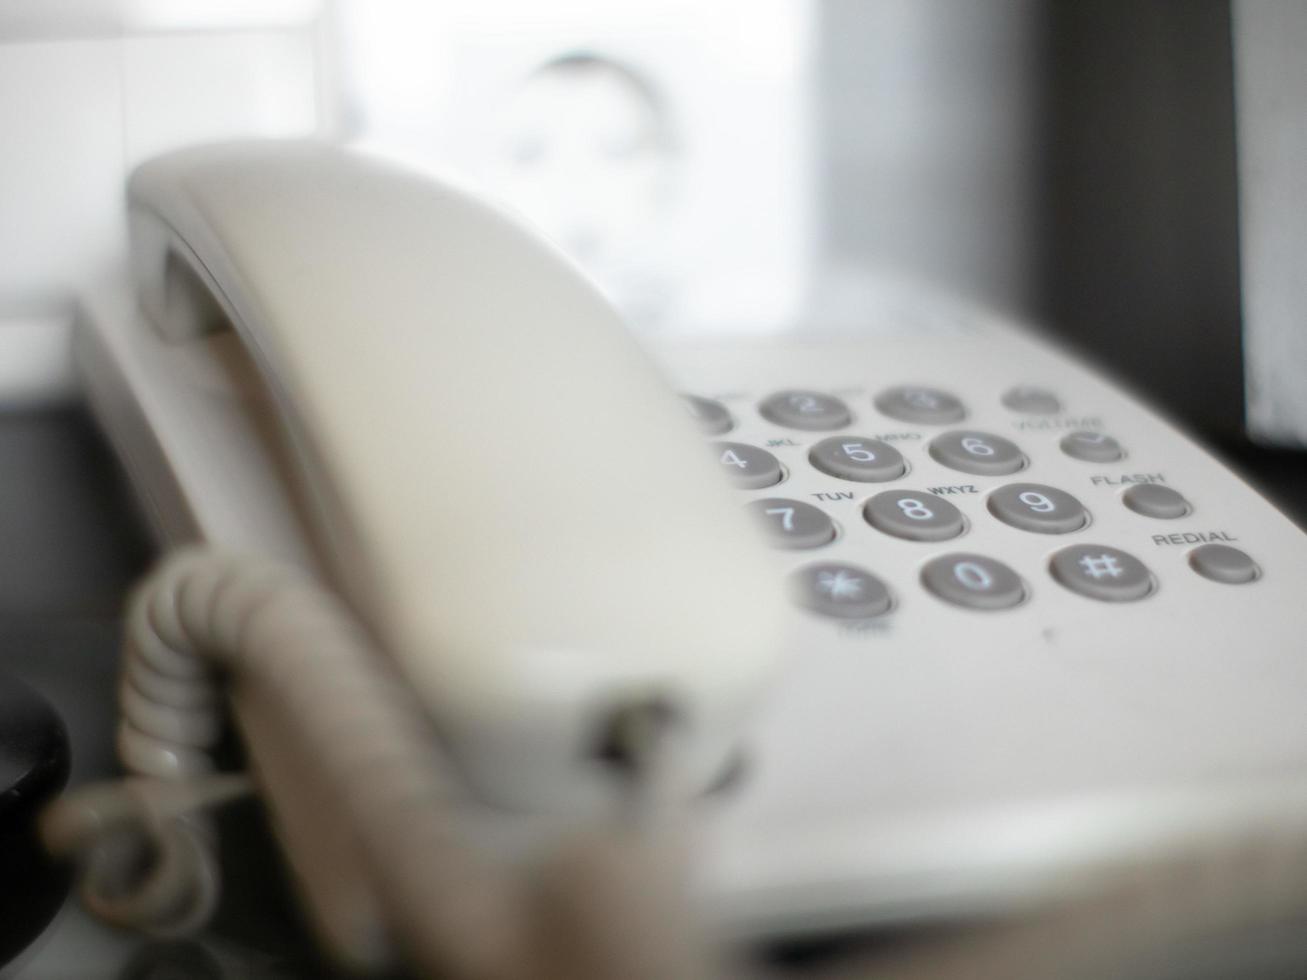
[
  {"left": 808, "top": 436, "right": 906, "bottom": 482},
  {"left": 987, "top": 483, "right": 1089, "bottom": 534},
  {"left": 747, "top": 498, "right": 836, "bottom": 549},
  {"left": 863, "top": 490, "right": 966, "bottom": 542}
]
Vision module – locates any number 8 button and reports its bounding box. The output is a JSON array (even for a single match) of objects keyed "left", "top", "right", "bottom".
[
  {"left": 864, "top": 490, "right": 966, "bottom": 542},
  {"left": 987, "top": 483, "right": 1089, "bottom": 534}
]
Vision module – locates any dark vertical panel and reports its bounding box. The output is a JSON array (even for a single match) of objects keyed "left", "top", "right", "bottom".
[{"left": 1034, "top": 0, "right": 1244, "bottom": 438}]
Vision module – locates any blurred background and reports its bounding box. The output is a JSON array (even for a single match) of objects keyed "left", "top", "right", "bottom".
[
  {"left": 2, "top": 1, "right": 1304, "bottom": 485},
  {"left": 0, "top": 1, "right": 1305, "bottom": 974}
]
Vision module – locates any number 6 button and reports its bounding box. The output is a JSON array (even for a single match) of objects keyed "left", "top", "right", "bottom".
[
  {"left": 808, "top": 436, "right": 906, "bottom": 482},
  {"left": 987, "top": 483, "right": 1089, "bottom": 534},
  {"left": 928, "top": 430, "right": 1026, "bottom": 476},
  {"left": 747, "top": 498, "right": 836, "bottom": 549},
  {"left": 864, "top": 490, "right": 966, "bottom": 542}
]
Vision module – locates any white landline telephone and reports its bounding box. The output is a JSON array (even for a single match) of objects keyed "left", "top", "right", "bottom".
[{"left": 63, "top": 141, "right": 1307, "bottom": 977}]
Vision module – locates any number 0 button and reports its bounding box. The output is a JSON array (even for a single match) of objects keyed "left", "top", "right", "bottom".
[
  {"left": 987, "top": 483, "right": 1089, "bottom": 534},
  {"left": 921, "top": 554, "right": 1026, "bottom": 610},
  {"left": 808, "top": 436, "right": 906, "bottom": 482},
  {"left": 863, "top": 490, "right": 966, "bottom": 542},
  {"left": 713, "top": 442, "right": 783, "bottom": 489},
  {"left": 928, "top": 430, "right": 1026, "bottom": 476},
  {"left": 747, "top": 498, "right": 836, "bottom": 549}
]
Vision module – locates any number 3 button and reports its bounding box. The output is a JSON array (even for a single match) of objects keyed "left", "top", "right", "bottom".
[
  {"left": 863, "top": 490, "right": 966, "bottom": 542},
  {"left": 747, "top": 498, "right": 836, "bottom": 549}
]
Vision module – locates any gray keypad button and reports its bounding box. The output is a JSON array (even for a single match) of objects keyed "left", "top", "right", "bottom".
[
  {"left": 683, "top": 394, "right": 733, "bottom": 435},
  {"left": 759, "top": 390, "right": 852, "bottom": 431},
  {"left": 928, "top": 430, "right": 1027, "bottom": 476},
  {"left": 808, "top": 436, "right": 906, "bottom": 483},
  {"left": 921, "top": 553, "right": 1026, "bottom": 610},
  {"left": 747, "top": 498, "right": 836, "bottom": 549},
  {"left": 987, "top": 483, "right": 1089, "bottom": 534},
  {"left": 863, "top": 490, "right": 966, "bottom": 542},
  {"left": 1060, "top": 430, "right": 1124, "bottom": 462},
  {"left": 1122, "top": 483, "right": 1191, "bottom": 519},
  {"left": 1188, "top": 544, "right": 1260, "bottom": 584},
  {"left": 791, "top": 562, "right": 893, "bottom": 619},
  {"left": 873, "top": 386, "right": 966, "bottom": 424},
  {"left": 713, "top": 442, "right": 783, "bottom": 490},
  {"left": 1049, "top": 544, "right": 1154, "bottom": 602},
  {"left": 1001, "top": 385, "right": 1061, "bottom": 414}
]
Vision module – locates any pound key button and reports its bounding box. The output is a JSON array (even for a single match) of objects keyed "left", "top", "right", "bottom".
[{"left": 1049, "top": 544, "right": 1154, "bottom": 602}]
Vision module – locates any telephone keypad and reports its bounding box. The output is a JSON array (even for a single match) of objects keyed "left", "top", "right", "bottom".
[
  {"left": 921, "top": 554, "right": 1026, "bottom": 610},
  {"left": 864, "top": 490, "right": 966, "bottom": 542},
  {"left": 791, "top": 562, "right": 893, "bottom": 619},
  {"left": 873, "top": 386, "right": 966, "bottom": 425},
  {"left": 714, "top": 442, "right": 784, "bottom": 490},
  {"left": 986, "top": 483, "right": 1089, "bottom": 534},
  {"left": 759, "top": 390, "right": 852, "bottom": 431},
  {"left": 808, "top": 436, "right": 906, "bottom": 483},
  {"left": 1060, "top": 430, "right": 1124, "bottom": 462},
  {"left": 748, "top": 498, "right": 837, "bottom": 549},
  {"left": 928, "top": 430, "right": 1026, "bottom": 476},
  {"left": 695, "top": 381, "right": 1257, "bottom": 616}
]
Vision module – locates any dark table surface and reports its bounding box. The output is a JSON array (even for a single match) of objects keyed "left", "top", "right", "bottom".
[{"left": 2, "top": 405, "right": 1304, "bottom": 979}]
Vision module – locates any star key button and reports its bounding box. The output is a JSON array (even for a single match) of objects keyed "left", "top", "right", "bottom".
[{"left": 791, "top": 562, "right": 893, "bottom": 619}]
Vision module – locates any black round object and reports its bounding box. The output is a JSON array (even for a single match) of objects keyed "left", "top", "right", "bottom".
[{"left": 0, "top": 669, "right": 72, "bottom": 968}]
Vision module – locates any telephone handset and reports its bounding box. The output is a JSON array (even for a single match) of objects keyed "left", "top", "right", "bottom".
[{"left": 121, "top": 141, "right": 782, "bottom": 810}]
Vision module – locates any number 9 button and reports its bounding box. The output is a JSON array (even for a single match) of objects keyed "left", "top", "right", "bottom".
[
  {"left": 864, "top": 490, "right": 966, "bottom": 542},
  {"left": 809, "top": 436, "right": 906, "bottom": 482},
  {"left": 987, "top": 483, "right": 1089, "bottom": 534},
  {"left": 921, "top": 554, "right": 1026, "bottom": 610}
]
